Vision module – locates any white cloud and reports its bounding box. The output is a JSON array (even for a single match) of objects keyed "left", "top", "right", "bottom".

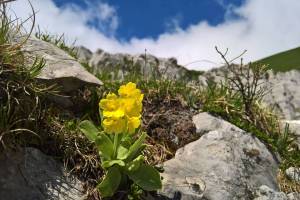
[
  {"left": 84, "top": 1, "right": 119, "bottom": 35},
  {"left": 9, "top": 0, "right": 300, "bottom": 70}
]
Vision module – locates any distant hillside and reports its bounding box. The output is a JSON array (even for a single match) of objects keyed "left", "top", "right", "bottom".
[
  {"left": 76, "top": 46, "right": 204, "bottom": 81},
  {"left": 256, "top": 47, "right": 300, "bottom": 72}
]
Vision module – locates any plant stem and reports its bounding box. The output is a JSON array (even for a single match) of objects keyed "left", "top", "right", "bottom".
[{"left": 113, "top": 133, "right": 119, "bottom": 159}]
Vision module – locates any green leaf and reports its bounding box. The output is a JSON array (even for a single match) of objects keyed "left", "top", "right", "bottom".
[
  {"left": 78, "top": 120, "right": 99, "bottom": 142},
  {"left": 95, "top": 133, "right": 114, "bottom": 160},
  {"left": 126, "top": 132, "right": 147, "bottom": 161},
  {"left": 117, "top": 145, "right": 129, "bottom": 160},
  {"left": 98, "top": 166, "right": 121, "bottom": 198},
  {"left": 121, "top": 134, "right": 133, "bottom": 148},
  {"left": 126, "top": 155, "right": 144, "bottom": 172},
  {"left": 127, "top": 164, "right": 162, "bottom": 191},
  {"left": 102, "top": 160, "right": 125, "bottom": 169}
]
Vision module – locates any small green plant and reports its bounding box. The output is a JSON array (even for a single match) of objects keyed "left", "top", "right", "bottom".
[{"left": 79, "top": 82, "right": 161, "bottom": 198}]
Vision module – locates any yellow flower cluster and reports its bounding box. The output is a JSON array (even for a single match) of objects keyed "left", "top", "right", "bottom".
[{"left": 99, "top": 82, "right": 144, "bottom": 134}]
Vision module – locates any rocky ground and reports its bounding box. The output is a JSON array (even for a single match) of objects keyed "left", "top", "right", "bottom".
[
  {"left": 75, "top": 46, "right": 203, "bottom": 82},
  {"left": 2, "top": 113, "right": 299, "bottom": 200},
  {"left": 76, "top": 47, "right": 300, "bottom": 121},
  {"left": 1, "top": 36, "right": 300, "bottom": 200}
]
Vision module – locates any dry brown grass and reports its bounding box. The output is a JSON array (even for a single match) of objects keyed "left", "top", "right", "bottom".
[{"left": 277, "top": 169, "right": 300, "bottom": 193}]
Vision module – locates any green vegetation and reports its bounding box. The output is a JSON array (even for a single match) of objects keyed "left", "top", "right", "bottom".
[
  {"left": 79, "top": 83, "right": 161, "bottom": 198},
  {"left": 256, "top": 46, "right": 300, "bottom": 72},
  {"left": 0, "top": 4, "right": 53, "bottom": 150},
  {"left": 1, "top": 1, "right": 299, "bottom": 199}
]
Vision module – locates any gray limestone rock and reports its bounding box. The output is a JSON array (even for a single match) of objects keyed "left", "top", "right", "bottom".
[
  {"left": 192, "top": 112, "right": 240, "bottom": 135},
  {"left": 263, "top": 70, "right": 300, "bottom": 120},
  {"left": 88, "top": 49, "right": 189, "bottom": 80},
  {"left": 21, "top": 37, "right": 102, "bottom": 92},
  {"left": 285, "top": 167, "right": 300, "bottom": 183},
  {"left": 254, "top": 185, "right": 288, "bottom": 200},
  {"left": 0, "top": 148, "right": 86, "bottom": 200},
  {"left": 254, "top": 185, "right": 300, "bottom": 200},
  {"left": 287, "top": 192, "right": 300, "bottom": 200},
  {"left": 159, "top": 112, "right": 279, "bottom": 200},
  {"left": 75, "top": 46, "right": 93, "bottom": 63}
]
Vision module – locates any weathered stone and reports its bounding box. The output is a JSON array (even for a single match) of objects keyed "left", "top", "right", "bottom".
[
  {"left": 285, "top": 167, "right": 300, "bottom": 183},
  {"left": 192, "top": 112, "right": 240, "bottom": 135},
  {"left": 159, "top": 112, "right": 279, "bottom": 200},
  {"left": 75, "top": 46, "right": 93, "bottom": 63},
  {"left": 287, "top": 192, "right": 300, "bottom": 200},
  {"left": 254, "top": 185, "right": 288, "bottom": 200},
  {"left": 88, "top": 48, "right": 190, "bottom": 80},
  {"left": 263, "top": 70, "right": 300, "bottom": 120},
  {"left": 21, "top": 37, "right": 102, "bottom": 92},
  {"left": 253, "top": 185, "right": 300, "bottom": 200},
  {"left": 0, "top": 148, "right": 86, "bottom": 200},
  {"left": 158, "top": 174, "right": 206, "bottom": 200}
]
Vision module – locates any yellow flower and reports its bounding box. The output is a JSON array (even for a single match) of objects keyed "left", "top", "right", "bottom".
[
  {"left": 118, "top": 82, "right": 144, "bottom": 118},
  {"left": 120, "top": 97, "right": 142, "bottom": 118},
  {"left": 99, "top": 93, "right": 119, "bottom": 112},
  {"left": 127, "top": 116, "right": 141, "bottom": 134},
  {"left": 118, "top": 82, "right": 143, "bottom": 101},
  {"left": 99, "top": 83, "right": 143, "bottom": 134},
  {"left": 103, "top": 118, "right": 126, "bottom": 134},
  {"left": 100, "top": 93, "right": 124, "bottom": 118}
]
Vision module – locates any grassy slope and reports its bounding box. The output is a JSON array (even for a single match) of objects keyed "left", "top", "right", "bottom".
[{"left": 256, "top": 46, "right": 300, "bottom": 72}]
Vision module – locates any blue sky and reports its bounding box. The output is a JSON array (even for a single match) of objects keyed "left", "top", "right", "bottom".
[
  {"left": 11, "top": 0, "right": 300, "bottom": 70},
  {"left": 52, "top": 0, "right": 244, "bottom": 40}
]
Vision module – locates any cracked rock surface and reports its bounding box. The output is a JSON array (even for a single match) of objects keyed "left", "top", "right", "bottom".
[
  {"left": 157, "top": 112, "right": 280, "bottom": 200},
  {"left": 0, "top": 148, "right": 86, "bottom": 200}
]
